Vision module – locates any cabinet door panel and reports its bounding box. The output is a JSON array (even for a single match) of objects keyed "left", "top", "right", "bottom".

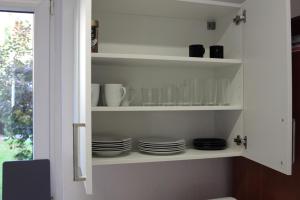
[
  {"left": 243, "top": 0, "right": 293, "bottom": 175},
  {"left": 73, "top": 0, "right": 92, "bottom": 193}
]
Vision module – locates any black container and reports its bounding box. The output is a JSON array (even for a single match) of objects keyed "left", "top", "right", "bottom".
[
  {"left": 189, "top": 44, "right": 205, "bottom": 57},
  {"left": 210, "top": 45, "right": 224, "bottom": 58}
]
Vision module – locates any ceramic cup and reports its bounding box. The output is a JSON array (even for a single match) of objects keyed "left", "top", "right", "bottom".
[
  {"left": 104, "top": 84, "right": 127, "bottom": 107},
  {"left": 189, "top": 44, "right": 205, "bottom": 58},
  {"left": 91, "top": 83, "right": 100, "bottom": 106}
]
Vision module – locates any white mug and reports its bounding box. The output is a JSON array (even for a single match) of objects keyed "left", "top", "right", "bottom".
[
  {"left": 105, "top": 84, "right": 127, "bottom": 107},
  {"left": 91, "top": 84, "right": 100, "bottom": 106}
]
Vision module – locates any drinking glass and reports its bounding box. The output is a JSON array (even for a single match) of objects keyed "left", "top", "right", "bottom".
[
  {"left": 204, "top": 79, "right": 217, "bottom": 105},
  {"left": 217, "top": 79, "right": 230, "bottom": 105},
  {"left": 141, "top": 88, "right": 152, "bottom": 106},
  {"left": 141, "top": 88, "right": 159, "bottom": 106},
  {"left": 162, "top": 85, "right": 177, "bottom": 106},
  {"left": 191, "top": 79, "right": 204, "bottom": 106},
  {"left": 121, "top": 86, "right": 137, "bottom": 106},
  {"left": 178, "top": 80, "right": 192, "bottom": 106},
  {"left": 91, "top": 84, "right": 100, "bottom": 106},
  {"left": 151, "top": 88, "right": 159, "bottom": 106}
]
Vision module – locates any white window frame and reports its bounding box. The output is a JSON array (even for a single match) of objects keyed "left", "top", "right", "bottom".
[{"left": 0, "top": 0, "right": 50, "bottom": 159}]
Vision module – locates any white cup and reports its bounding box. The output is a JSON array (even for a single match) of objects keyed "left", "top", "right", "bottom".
[
  {"left": 104, "top": 84, "right": 127, "bottom": 107},
  {"left": 91, "top": 84, "right": 100, "bottom": 106}
]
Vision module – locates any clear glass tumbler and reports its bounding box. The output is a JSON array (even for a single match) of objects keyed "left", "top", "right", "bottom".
[
  {"left": 204, "top": 79, "right": 217, "bottom": 105},
  {"left": 178, "top": 80, "right": 192, "bottom": 106},
  {"left": 162, "top": 85, "right": 177, "bottom": 106},
  {"left": 141, "top": 88, "right": 152, "bottom": 106},
  {"left": 217, "top": 79, "right": 230, "bottom": 105},
  {"left": 191, "top": 79, "right": 204, "bottom": 106},
  {"left": 151, "top": 88, "right": 159, "bottom": 106}
]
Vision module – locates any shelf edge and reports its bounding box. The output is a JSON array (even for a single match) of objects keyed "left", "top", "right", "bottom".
[
  {"left": 176, "top": 0, "right": 242, "bottom": 8},
  {"left": 92, "top": 148, "right": 243, "bottom": 166}
]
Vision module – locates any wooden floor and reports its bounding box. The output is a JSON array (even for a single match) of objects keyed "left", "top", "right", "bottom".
[{"left": 232, "top": 17, "right": 300, "bottom": 200}]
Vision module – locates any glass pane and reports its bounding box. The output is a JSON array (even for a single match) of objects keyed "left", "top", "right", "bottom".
[{"left": 0, "top": 11, "right": 33, "bottom": 199}]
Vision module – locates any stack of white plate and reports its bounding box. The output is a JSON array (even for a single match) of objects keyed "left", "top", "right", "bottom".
[
  {"left": 92, "top": 136, "right": 132, "bottom": 157},
  {"left": 138, "top": 137, "right": 186, "bottom": 155}
]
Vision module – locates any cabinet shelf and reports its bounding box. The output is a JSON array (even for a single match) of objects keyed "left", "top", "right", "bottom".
[
  {"left": 92, "top": 147, "right": 243, "bottom": 166},
  {"left": 92, "top": 106, "right": 243, "bottom": 112},
  {"left": 92, "top": 53, "right": 242, "bottom": 68},
  {"left": 94, "top": 0, "right": 241, "bottom": 20}
]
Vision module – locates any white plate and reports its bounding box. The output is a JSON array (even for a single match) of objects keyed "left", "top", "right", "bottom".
[
  {"left": 92, "top": 147, "right": 131, "bottom": 151},
  {"left": 93, "top": 150, "right": 130, "bottom": 157},
  {"left": 138, "top": 144, "right": 185, "bottom": 149},
  {"left": 139, "top": 149, "right": 185, "bottom": 155},
  {"left": 92, "top": 147, "right": 131, "bottom": 150},
  {"left": 138, "top": 147, "right": 185, "bottom": 152},
  {"left": 92, "top": 143, "right": 132, "bottom": 147},
  {"left": 92, "top": 136, "right": 131, "bottom": 143},
  {"left": 138, "top": 144, "right": 185, "bottom": 148},
  {"left": 92, "top": 143, "right": 131, "bottom": 147},
  {"left": 139, "top": 137, "right": 185, "bottom": 145}
]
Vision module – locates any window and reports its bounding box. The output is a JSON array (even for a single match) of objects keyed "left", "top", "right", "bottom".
[{"left": 0, "top": 11, "right": 33, "bottom": 199}]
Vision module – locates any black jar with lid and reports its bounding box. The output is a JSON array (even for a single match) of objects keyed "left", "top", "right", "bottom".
[{"left": 210, "top": 45, "right": 224, "bottom": 59}]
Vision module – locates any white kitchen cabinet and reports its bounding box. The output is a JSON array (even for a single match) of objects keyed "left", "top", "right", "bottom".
[{"left": 73, "top": 0, "right": 292, "bottom": 194}]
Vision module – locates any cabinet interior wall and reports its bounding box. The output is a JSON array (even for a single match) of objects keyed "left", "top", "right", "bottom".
[
  {"left": 92, "top": 111, "right": 242, "bottom": 147},
  {"left": 92, "top": 64, "right": 243, "bottom": 106},
  {"left": 92, "top": 3, "right": 242, "bottom": 58},
  {"left": 91, "top": 0, "right": 245, "bottom": 149}
]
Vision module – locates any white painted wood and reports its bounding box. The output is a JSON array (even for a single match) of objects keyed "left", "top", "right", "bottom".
[
  {"left": 92, "top": 111, "right": 216, "bottom": 146},
  {"left": 92, "top": 53, "right": 242, "bottom": 68},
  {"left": 92, "top": 10, "right": 241, "bottom": 58},
  {"left": 92, "top": 106, "right": 242, "bottom": 112},
  {"left": 92, "top": 159, "right": 232, "bottom": 200},
  {"left": 243, "top": 0, "right": 293, "bottom": 175},
  {"left": 92, "top": 147, "right": 243, "bottom": 165},
  {"left": 33, "top": 0, "right": 50, "bottom": 159},
  {"left": 215, "top": 12, "right": 242, "bottom": 59},
  {"left": 92, "top": 61, "right": 242, "bottom": 106},
  {"left": 177, "top": 0, "right": 241, "bottom": 8},
  {"left": 92, "top": 12, "right": 216, "bottom": 57},
  {"left": 53, "top": 0, "right": 92, "bottom": 199},
  {"left": 0, "top": 0, "right": 40, "bottom": 10},
  {"left": 0, "top": 0, "right": 51, "bottom": 166},
  {"left": 93, "top": 0, "right": 241, "bottom": 20},
  {"left": 74, "top": 0, "right": 92, "bottom": 194}
]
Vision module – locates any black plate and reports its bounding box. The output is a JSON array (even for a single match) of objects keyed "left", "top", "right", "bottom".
[{"left": 193, "top": 138, "right": 227, "bottom": 150}]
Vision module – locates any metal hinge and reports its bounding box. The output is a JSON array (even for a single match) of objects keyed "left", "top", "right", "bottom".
[
  {"left": 233, "top": 10, "right": 246, "bottom": 25},
  {"left": 207, "top": 21, "right": 216, "bottom": 30},
  {"left": 50, "top": 196, "right": 54, "bottom": 200},
  {"left": 50, "top": 0, "right": 54, "bottom": 16},
  {"left": 234, "top": 135, "right": 247, "bottom": 149}
]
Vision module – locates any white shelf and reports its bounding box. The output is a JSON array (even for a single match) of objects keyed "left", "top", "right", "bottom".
[
  {"left": 92, "top": 106, "right": 243, "bottom": 112},
  {"left": 93, "top": 147, "right": 243, "bottom": 166},
  {"left": 93, "top": 0, "right": 242, "bottom": 20},
  {"left": 92, "top": 53, "right": 242, "bottom": 68}
]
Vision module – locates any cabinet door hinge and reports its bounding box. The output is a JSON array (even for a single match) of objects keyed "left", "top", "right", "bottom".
[
  {"left": 233, "top": 10, "right": 246, "bottom": 25},
  {"left": 234, "top": 135, "right": 247, "bottom": 149},
  {"left": 51, "top": 196, "right": 54, "bottom": 200},
  {"left": 50, "top": 0, "right": 54, "bottom": 16}
]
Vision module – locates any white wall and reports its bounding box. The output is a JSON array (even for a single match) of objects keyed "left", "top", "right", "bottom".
[
  {"left": 291, "top": 0, "right": 300, "bottom": 18},
  {"left": 92, "top": 159, "right": 232, "bottom": 200}
]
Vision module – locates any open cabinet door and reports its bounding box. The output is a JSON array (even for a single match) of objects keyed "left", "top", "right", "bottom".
[
  {"left": 73, "top": 0, "right": 92, "bottom": 194},
  {"left": 243, "top": 0, "right": 293, "bottom": 174}
]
